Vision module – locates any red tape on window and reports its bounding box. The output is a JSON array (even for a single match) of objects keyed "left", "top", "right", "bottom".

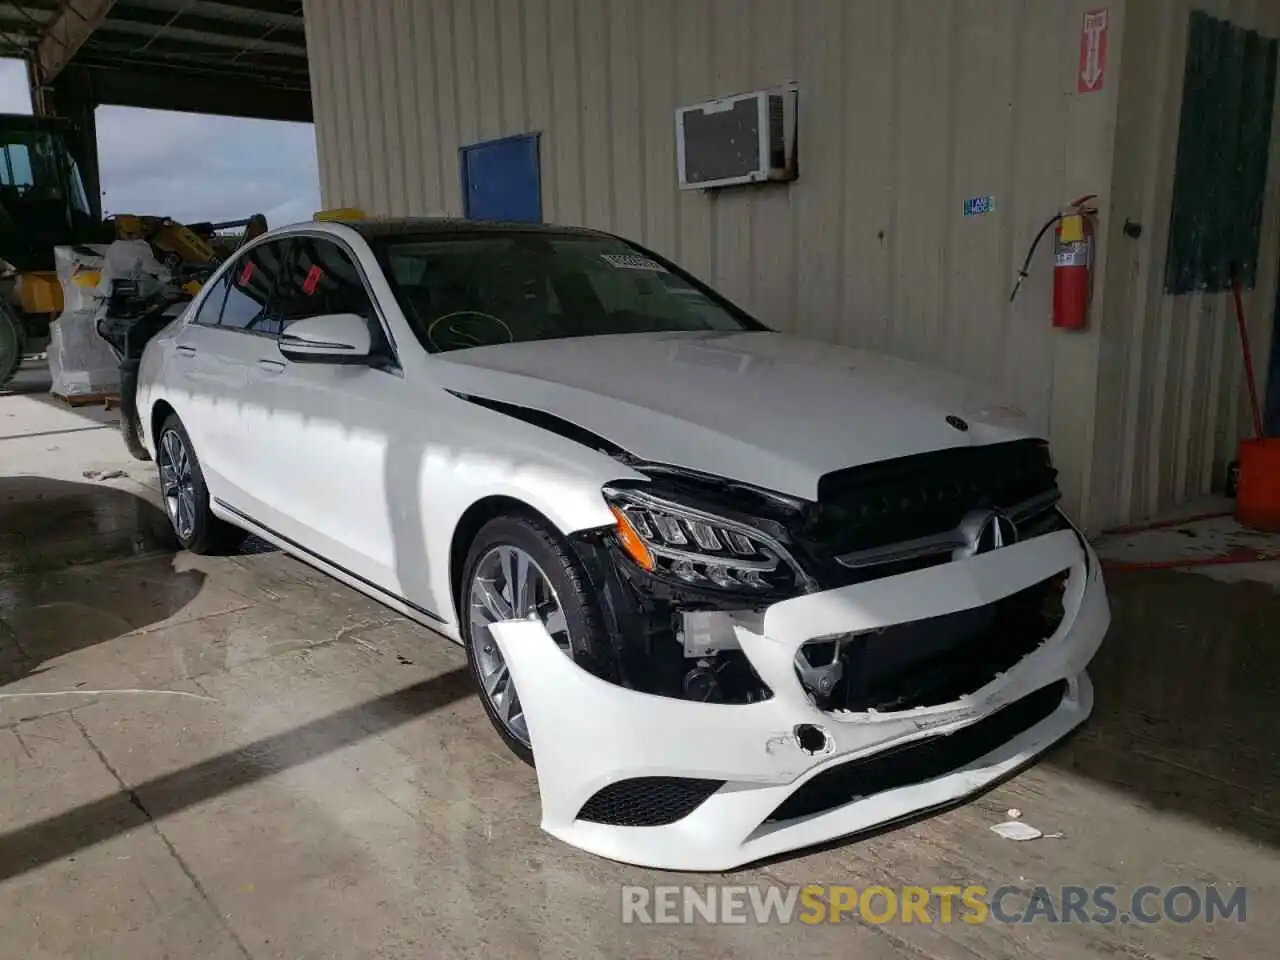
[
  {"left": 302, "top": 264, "right": 323, "bottom": 295},
  {"left": 238, "top": 261, "right": 255, "bottom": 286}
]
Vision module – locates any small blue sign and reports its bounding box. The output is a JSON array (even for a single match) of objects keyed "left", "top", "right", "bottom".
[{"left": 963, "top": 195, "right": 995, "bottom": 217}]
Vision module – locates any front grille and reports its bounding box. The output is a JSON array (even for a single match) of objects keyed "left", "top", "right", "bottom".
[
  {"left": 577, "top": 776, "right": 724, "bottom": 827},
  {"left": 799, "top": 570, "right": 1069, "bottom": 713},
  {"left": 805, "top": 440, "right": 1059, "bottom": 570},
  {"left": 765, "top": 679, "right": 1068, "bottom": 824}
]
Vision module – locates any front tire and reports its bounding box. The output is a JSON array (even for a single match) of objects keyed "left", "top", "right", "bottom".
[
  {"left": 0, "top": 302, "right": 26, "bottom": 390},
  {"left": 460, "top": 515, "right": 610, "bottom": 765},
  {"left": 155, "top": 413, "right": 246, "bottom": 554}
]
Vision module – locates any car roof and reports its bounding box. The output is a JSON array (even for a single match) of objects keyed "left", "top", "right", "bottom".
[
  {"left": 338, "top": 217, "right": 614, "bottom": 241},
  {"left": 236, "top": 217, "right": 622, "bottom": 263}
]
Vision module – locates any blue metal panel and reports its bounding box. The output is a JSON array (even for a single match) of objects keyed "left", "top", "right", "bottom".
[{"left": 460, "top": 133, "right": 542, "bottom": 223}]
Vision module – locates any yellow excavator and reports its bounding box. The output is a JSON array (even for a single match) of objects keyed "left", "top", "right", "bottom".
[{"left": 0, "top": 112, "right": 267, "bottom": 387}]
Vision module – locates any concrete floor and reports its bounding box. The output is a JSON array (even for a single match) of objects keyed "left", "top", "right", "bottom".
[{"left": 2, "top": 359, "right": 1277, "bottom": 959}]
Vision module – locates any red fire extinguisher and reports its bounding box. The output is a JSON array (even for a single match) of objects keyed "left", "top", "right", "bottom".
[
  {"left": 1010, "top": 194, "right": 1099, "bottom": 331},
  {"left": 1052, "top": 195, "right": 1097, "bottom": 330}
]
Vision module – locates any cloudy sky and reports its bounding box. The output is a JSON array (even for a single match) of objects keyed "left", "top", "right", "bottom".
[{"left": 0, "top": 59, "right": 320, "bottom": 228}]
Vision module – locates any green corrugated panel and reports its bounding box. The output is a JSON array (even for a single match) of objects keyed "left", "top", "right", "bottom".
[
  {"left": 1235, "top": 29, "right": 1276, "bottom": 289},
  {"left": 1209, "top": 17, "right": 1246, "bottom": 293},
  {"left": 1165, "top": 11, "right": 1277, "bottom": 295},
  {"left": 1165, "top": 11, "right": 1214, "bottom": 294}
]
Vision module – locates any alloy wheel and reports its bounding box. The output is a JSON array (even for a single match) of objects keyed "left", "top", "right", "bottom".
[
  {"left": 468, "top": 544, "right": 571, "bottom": 747},
  {"left": 158, "top": 429, "right": 197, "bottom": 542}
]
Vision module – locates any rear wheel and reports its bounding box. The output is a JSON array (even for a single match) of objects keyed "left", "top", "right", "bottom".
[
  {"left": 155, "top": 413, "right": 246, "bottom": 554},
  {"left": 460, "top": 515, "right": 611, "bottom": 765},
  {"left": 0, "top": 302, "right": 26, "bottom": 390}
]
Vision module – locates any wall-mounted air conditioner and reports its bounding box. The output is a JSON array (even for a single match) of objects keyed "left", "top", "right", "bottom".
[{"left": 675, "top": 86, "right": 798, "bottom": 190}]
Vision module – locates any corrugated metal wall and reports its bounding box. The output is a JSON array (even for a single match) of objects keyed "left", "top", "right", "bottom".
[
  {"left": 303, "top": 0, "right": 1131, "bottom": 524},
  {"left": 1098, "top": 0, "right": 1280, "bottom": 526}
]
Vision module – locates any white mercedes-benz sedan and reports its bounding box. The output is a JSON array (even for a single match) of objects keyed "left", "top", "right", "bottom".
[{"left": 132, "top": 217, "right": 1109, "bottom": 870}]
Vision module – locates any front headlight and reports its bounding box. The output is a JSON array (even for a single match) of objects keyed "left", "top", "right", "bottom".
[{"left": 602, "top": 486, "right": 811, "bottom": 594}]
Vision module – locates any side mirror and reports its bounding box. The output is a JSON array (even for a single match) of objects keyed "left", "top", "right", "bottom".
[{"left": 278, "top": 313, "right": 372, "bottom": 363}]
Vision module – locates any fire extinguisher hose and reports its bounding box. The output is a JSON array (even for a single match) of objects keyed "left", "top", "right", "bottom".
[
  {"left": 1010, "top": 195, "right": 1099, "bottom": 303},
  {"left": 1009, "top": 213, "right": 1062, "bottom": 303}
]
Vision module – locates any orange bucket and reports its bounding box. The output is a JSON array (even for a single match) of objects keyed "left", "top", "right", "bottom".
[{"left": 1236, "top": 437, "right": 1280, "bottom": 530}]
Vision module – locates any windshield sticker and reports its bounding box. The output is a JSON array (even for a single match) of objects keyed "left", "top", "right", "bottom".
[{"left": 600, "top": 253, "right": 669, "bottom": 272}]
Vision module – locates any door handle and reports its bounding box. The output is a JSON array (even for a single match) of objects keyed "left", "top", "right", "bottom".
[
  {"left": 175, "top": 344, "right": 197, "bottom": 357},
  {"left": 257, "top": 358, "right": 286, "bottom": 374}
]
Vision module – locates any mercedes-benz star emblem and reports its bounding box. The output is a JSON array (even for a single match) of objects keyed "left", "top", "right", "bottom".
[{"left": 954, "top": 509, "right": 1019, "bottom": 559}]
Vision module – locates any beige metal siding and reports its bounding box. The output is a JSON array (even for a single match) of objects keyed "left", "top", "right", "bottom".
[
  {"left": 1099, "top": 0, "right": 1280, "bottom": 526},
  {"left": 303, "top": 0, "right": 1126, "bottom": 524}
]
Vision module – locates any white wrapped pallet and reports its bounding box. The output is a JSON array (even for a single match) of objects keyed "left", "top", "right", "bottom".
[
  {"left": 98, "top": 239, "right": 172, "bottom": 301},
  {"left": 46, "top": 240, "right": 177, "bottom": 399},
  {"left": 56, "top": 243, "right": 109, "bottom": 311},
  {"left": 47, "top": 244, "right": 120, "bottom": 399}
]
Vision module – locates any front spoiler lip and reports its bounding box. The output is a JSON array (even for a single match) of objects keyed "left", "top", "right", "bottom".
[{"left": 488, "top": 529, "right": 1110, "bottom": 872}]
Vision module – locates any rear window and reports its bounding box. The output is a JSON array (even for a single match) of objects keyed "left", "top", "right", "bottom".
[{"left": 374, "top": 232, "right": 762, "bottom": 353}]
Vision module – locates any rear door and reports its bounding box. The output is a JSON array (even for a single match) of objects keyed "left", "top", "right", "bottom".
[
  {"left": 167, "top": 269, "right": 230, "bottom": 440},
  {"left": 243, "top": 234, "right": 409, "bottom": 597},
  {"left": 171, "top": 239, "right": 289, "bottom": 508}
]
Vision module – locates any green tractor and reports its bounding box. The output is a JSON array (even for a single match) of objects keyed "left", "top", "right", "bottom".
[{"left": 0, "top": 113, "right": 105, "bottom": 388}]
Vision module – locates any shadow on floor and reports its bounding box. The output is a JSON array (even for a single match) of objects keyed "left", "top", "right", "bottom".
[
  {"left": 1049, "top": 567, "right": 1280, "bottom": 848},
  {"left": 0, "top": 359, "right": 117, "bottom": 427},
  {"left": 0, "top": 666, "right": 473, "bottom": 882},
  {"left": 0, "top": 360, "right": 56, "bottom": 399},
  {"left": 0, "top": 475, "right": 205, "bottom": 685}
]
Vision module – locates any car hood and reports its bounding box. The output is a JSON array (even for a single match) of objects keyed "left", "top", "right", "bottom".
[{"left": 430, "top": 331, "right": 1039, "bottom": 500}]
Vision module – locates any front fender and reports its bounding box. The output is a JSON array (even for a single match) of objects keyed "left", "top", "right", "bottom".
[{"left": 413, "top": 399, "right": 646, "bottom": 635}]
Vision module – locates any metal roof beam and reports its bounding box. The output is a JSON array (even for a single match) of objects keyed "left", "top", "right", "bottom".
[
  {"left": 101, "top": 3, "right": 305, "bottom": 46},
  {"left": 0, "top": 1, "right": 58, "bottom": 26},
  {"left": 118, "top": 0, "right": 303, "bottom": 31},
  {"left": 35, "top": 0, "right": 118, "bottom": 84},
  {"left": 77, "top": 42, "right": 309, "bottom": 80},
  {"left": 94, "top": 16, "right": 306, "bottom": 57},
  {"left": 0, "top": 3, "right": 53, "bottom": 38},
  {"left": 65, "top": 59, "right": 312, "bottom": 122}
]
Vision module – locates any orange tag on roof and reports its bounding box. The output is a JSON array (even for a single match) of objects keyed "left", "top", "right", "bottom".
[
  {"left": 238, "top": 261, "right": 255, "bottom": 285},
  {"left": 302, "top": 264, "right": 323, "bottom": 295}
]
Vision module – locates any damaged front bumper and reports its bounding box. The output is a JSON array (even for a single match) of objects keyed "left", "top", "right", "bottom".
[{"left": 488, "top": 528, "right": 1109, "bottom": 871}]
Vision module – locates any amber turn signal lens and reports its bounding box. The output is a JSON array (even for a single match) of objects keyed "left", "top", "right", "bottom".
[{"left": 610, "top": 505, "right": 655, "bottom": 571}]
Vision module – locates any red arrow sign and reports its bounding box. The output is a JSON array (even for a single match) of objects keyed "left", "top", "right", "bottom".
[{"left": 1078, "top": 9, "right": 1109, "bottom": 93}]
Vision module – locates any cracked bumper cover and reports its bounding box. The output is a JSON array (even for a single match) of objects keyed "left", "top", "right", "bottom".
[{"left": 488, "top": 528, "right": 1109, "bottom": 871}]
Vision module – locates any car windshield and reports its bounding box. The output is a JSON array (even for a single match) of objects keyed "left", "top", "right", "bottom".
[{"left": 374, "top": 231, "right": 762, "bottom": 352}]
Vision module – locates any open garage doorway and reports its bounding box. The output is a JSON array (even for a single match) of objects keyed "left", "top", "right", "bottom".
[
  {"left": 1, "top": 56, "right": 320, "bottom": 396},
  {"left": 96, "top": 105, "right": 319, "bottom": 229},
  {"left": 1, "top": 59, "right": 319, "bottom": 229}
]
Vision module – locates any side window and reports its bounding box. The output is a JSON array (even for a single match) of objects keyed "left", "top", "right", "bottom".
[
  {"left": 275, "top": 236, "right": 377, "bottom": 334},
  {"left": 192, "top": 273, "right": 229, "bottom": 326},
  {"left": 67, "top": 156, "right": 91, "bottom": 215},
  {"left": 0, "top": 143, "right": 33, "bottom": 189},
  {"left": 219, "top": 240, "right": 288, "bottom": 332}
]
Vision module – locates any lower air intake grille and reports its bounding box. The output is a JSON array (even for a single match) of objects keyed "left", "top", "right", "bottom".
[
  {"left": 577, "top": 776, "right": 725, "bottom": 827},
  {"left": 766, "top": 680, "right": 1068, "bottom": 824},
  {"left": 824, "top": 570, "right": 1069, "bottom": 713}
]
